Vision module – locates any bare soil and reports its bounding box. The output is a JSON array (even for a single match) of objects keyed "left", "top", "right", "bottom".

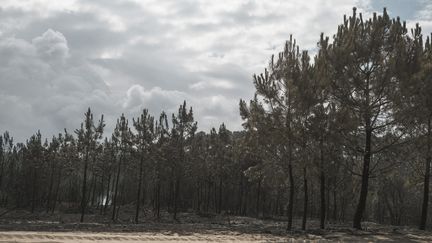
[{"left": 0, "top": 208, "right": 431, "bottom": 242}]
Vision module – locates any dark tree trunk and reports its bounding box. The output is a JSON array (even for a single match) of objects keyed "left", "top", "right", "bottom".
[
  {"left": 31, "top": 169, "right": 38, "bottom": 213},
  {"left": 80, "top": 149, "right": 90, "bottom": 223},
  {"left": 173, "top": 177, "right": 180, "bottom": 220},
  {"left": 205, "top": 180, "right": 210, "bottom": 213},
  {"left": 287, "top": 162, "right": 294, "bottom": 230},
  {"left": 112, "top": 154, "right": 122, "bottom": 221},
  {"left": 218, "top": 177, "right": 223, "bottom": 214},
  {"left": 51, "top": 169, "right": 62, "bottom": 214},
  {"left": 420, "top": 116, "right": 432, "bottom": 230},
  {"left": 156, "top": 178, "right": 161, "bottom": 218},
  {"left": 238, "top": 174, "right": 243, "bottom": 215},
  {"left": 256, "top": 179, "right": 261, "bottom": 217},
  {"left": 103, "top": 172, "right": 111, "bottom": 214},
  {"left": 302, "top": 166, "right": 308, "bottom": 230},
  {"left": 46, "top": 160, "right": 55, "bottom": 213},
  {"left": 353, "top": 127, "right": 372, "bottom": 230},
  {"left": 90, "top": 175, "right": 97, "bottom": 207},
  {"left": 320, "top": 138, "right": 326, "bottom": 229},
  {"left": 333, "top": 188, "right": 337, "bottom": 222},
  {"left": 135, "top": 155, "right": 144, "bottom": 224}
]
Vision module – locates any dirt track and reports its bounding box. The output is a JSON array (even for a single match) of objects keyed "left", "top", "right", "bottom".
[
  {"left": 0, "top": 231, "right": 290, "bottom": 242},
  {"left": 2, "top": 230, "right": 432, "bottom": 243},
  {"left": 1, "top": 211, "right": 432, "bottom": 242}
]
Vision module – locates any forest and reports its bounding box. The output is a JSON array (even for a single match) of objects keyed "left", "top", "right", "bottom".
[{"left": 0, "top": 7, "right": 432, "bottom": 234}]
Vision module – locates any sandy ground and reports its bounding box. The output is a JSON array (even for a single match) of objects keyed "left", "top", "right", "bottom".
[
  {"left": 2, "top": 224, "right": 432, "bottom": 242},
  {"left": 1, "top": 209, "right": 432, "bottom": 242},
  {"left": 1, "top": 229, "right": 432, "bottom": 242},
  {"left": 0, "top": 231, "right": 289, "bottom": 243}
]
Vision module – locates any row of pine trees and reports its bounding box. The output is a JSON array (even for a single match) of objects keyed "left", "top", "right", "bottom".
[{"left": 0, "top": 8, "right": 432, "bottom": 231}]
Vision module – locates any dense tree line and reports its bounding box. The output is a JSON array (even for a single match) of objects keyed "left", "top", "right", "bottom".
[{"left": 1, "top": 8, "right": 432, "bottom": 231}]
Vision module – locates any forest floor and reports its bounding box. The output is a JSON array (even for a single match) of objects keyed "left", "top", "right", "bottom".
[{"left": 0, "top": 207, "right": 431, "bottom": 242}]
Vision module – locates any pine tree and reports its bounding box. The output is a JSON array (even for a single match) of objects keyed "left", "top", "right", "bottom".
[
  {"left": 132, "top": 109, "right": 155, "bottom": 223},
  {"left": 111, "top": 114, "right": 132, "bottom": 221},
  {"left": 75, "top": 108, "right": 104, "bottom": 222},
  {"left": 171, "top": 101, "right": 197, "bottom": 220},
  {"left": 325, "top": 8, "right": 409, "bottom": 229}
]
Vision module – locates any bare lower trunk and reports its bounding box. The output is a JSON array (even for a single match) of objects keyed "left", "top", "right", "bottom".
[
  {"left": 156, "top": 178, "right": 161, "bottom": 218},
  {"left": 320, "top": 138, "right": 326, "bottom": 229},
  {"left": 287, "top": 162, "right": 294, "bottom": 230},
  {"left": 80, "top": 149, "right": 89, "bottom": 223},
  {"left": 256, "top": 179, "right": 261, "bottom": 217},
  {"left": 173, "top": 177, "right": 180, "bottom": 220},
  {"left": 135, "top": 156, "right": 144, "bottom": 224},
  {"left": 302, "top": 166, "right": 308, "bottom": 230},
  {"left": 218, "top": 177, "right": 223, "bottom": 214},
  {"left": 353, "top": 128, "right": 372, "bottom": 230},
  {"left": 51, "top": 169, "right": 62, "bottom": 214},
  {"left": 103, "top": 173, "right": 111, "bottom": 214},
  {"left": 420, "top": 116, "right": 431, "bottom": 230},
  {"left": 112, "top": 155, "right": 122, "bottom": 221},
  {"left": 46, "top": 161, "right": 55, "bottom": 213}
]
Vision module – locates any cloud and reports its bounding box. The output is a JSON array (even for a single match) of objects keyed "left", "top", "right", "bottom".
[
  {"left": 0, "top": 0, "right": 430, "bottom": 141},
  {"left": 32, "top": 29, "right": 69, "bottom": 64},
  {"left": 0, "top": 29, "right": 114, "bottom": 140}
]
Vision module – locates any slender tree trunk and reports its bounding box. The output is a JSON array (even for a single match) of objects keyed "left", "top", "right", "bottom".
[
  {"left": 287, "top": 162, "right": 294, "bottom": 230},
  {"left": 205, "top": 180, "right": 210, "bottom": 212},
  {"left": 320, "top": 138, "right": 326, "bottom": 229},
  {"left": 135, "top": 155, "right": 144, "bottom": 224},
  {"left": 256, "top": 179, "right": 261, "bottom": 217},
  {"left": 156, "top": 177, "right": 161, "bottom": 218},
  {"left": 333, "top": 188, "right": 337, "bottom": 222},
  {"left": 90, "top": 175, "right": 97, "bottom": 207},
  {"left": 80, "top": 149, "right": 90, "bottom": 223},
  {"left": 286, "top": 100, "right": 294, "bottom": 231},
  {"left": 103, "top": 172, "right": 111, "bottom": 214},
  {"left": 31, "top": 169, "right": 38, "bottom": 213},
  {"left": 173, "top": 176, "right": 180, "bottom": 220},
  {"left": 238, "top": 175, "right": 243, "bottom": 215},
  {"left": 353, "top": 127, "right": 372, "bottom": 229},
  {"left": 112, "top": 154, "right": 122, "bottom": 221},
  {"left": 46, "top": 160, "right": 55, "bottom": 213},
  {"left": 218, "top": 177, "right": 223, "bottom": 214},
  {"left": 420, "top": 116, "right": 432, "bottom": 230},
  {"left": 51, "top": 169, "right": 62, "bottom": 214},
  {"left": 302, "top": 166, "right": 308, "bottom": 230}
]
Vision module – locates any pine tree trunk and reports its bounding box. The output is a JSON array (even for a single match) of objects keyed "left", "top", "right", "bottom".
[
  {"left": 353, "top": 127, "right": 372, "bottom": 229},
  {"left": 112, "top": 154, "right": 122, "bottom": 221},
  {"left": 90, "top": 174, "right": 98, "bottom": 207},
  {"left": 420, "top": 116, "right": 432, "bottom": 230},
  {"left": 46, "top": 160, "right": 55, "bottom": 213},
  {"left": 287, "top": 162, "right": 294, "bottom": 230},
  {"left": 238, "top": 175, "right": 243, "bottom": 215},
  {"left": 156, "top": 178, "right": 161, "bottom": 219},
  {"left": 256, "top": 179, "right": 261, "bottom": 217},
  {"left": 320, "top": 138, "right": 326, "bottom": 229},
  {"left": 51, "top": 169, "right": 62, "bottom": 214},
  {"left": 31, "top": 169, "right": 38, "bottom": 213},
  {"left": 218, "top": 177, "right": 223, "bottom": 214},
  {"left": 135, "top": 155, "right": 144, "bottom": 224},
  {"left": 333, "top": 188, "right": 337, "bottom": 222},
  {"left": 80, "top": 149, "right": 90, "bottom": 223},
  {"left": 173, "top": 176, "right": 180, "bottom": 220},
  {"left": 302, "top": 166, "right": 308, "bottom": 230},
  {"left": 103, "top": 172, "right": 111, "bottom": 214}
]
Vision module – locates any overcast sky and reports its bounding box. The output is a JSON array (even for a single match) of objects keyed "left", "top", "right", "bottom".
[{"left": 1, "top": 0, "right": 431, "bottom": 142}]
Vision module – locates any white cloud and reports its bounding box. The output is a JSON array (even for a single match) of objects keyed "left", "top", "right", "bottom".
[{"left": 0, "top": 0, "right": 430, "bottom": 141}]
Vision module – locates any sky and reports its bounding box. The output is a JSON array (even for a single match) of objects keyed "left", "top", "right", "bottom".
[{"left": 0, "top": 0, "right": 431, "bottom": 142}]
